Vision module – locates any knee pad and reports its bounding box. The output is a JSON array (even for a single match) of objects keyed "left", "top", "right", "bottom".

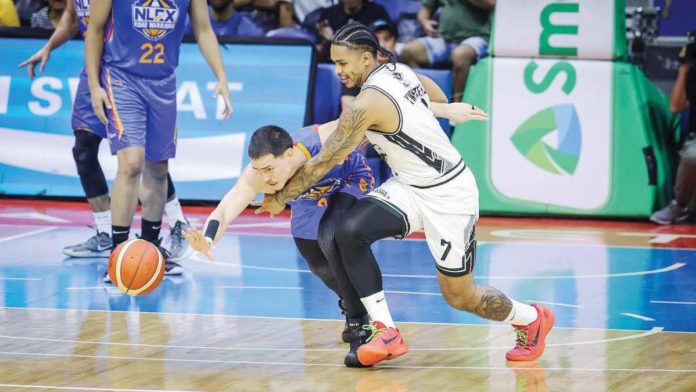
[{"left": 72, "top": 130, "right": 108, "bottom": 198}]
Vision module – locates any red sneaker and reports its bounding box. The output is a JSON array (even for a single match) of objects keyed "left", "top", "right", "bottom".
[
  {"left": 356, "top": 321, "right": 409, "bottom": 366},
  {"left": 506, "top": 304, "right": 555, "bottom": 361}
]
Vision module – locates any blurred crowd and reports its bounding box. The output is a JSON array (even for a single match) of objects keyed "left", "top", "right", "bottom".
[{"left": 0, "top": 0, "right": 495, "bottom": 102}]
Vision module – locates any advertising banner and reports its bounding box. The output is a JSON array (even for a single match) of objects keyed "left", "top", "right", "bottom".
[
  {"left": 492, "top": 0, "right": 627, "bottom": 61},
  {"left": 0, "top": 37, "right": 314, "bottom": 200}
]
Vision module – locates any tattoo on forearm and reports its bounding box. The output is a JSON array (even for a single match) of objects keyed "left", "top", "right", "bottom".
[
  {"left": 277, "top": 106, "right": 368, "bottom": 202},
  {"left": 473, "top": 287, "right": 513, "bottom": 321}
]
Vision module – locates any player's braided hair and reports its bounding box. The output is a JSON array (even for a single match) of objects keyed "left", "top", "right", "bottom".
[{"left": 332, "top": 21, "right": 397, "bottom": 65}]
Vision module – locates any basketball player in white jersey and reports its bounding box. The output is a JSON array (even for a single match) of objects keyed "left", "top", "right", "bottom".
[{"left": 258, "top": 21, "right": 556, "bottom": 367}]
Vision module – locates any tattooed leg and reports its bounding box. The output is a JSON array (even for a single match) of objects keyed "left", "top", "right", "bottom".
[
  {"left": 437, "top": 272, "right": 513, "bottom": 321},
  {"left": 472, "top": 286, "right": 513, "bottom": 321}
]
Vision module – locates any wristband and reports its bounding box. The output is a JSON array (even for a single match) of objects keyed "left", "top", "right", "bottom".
[{"left": 204, "top": 220, "right": 220, "bottom": 243}]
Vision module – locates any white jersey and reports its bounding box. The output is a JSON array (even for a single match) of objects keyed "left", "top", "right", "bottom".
[{"left": 361, "top": 63, "right": 465, "bottom": 188}]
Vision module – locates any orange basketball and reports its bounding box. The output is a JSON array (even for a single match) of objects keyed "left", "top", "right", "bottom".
[{"left": 107, "top": 239, "right": 164, "bottom": 296}]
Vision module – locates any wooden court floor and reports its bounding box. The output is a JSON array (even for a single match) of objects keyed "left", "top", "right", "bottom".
[
  {"left": 0, "top": 200, "right": 694, "bottom": 391},
  {"left": 0, "top": 308, "right": 694, "bottom": 391}
]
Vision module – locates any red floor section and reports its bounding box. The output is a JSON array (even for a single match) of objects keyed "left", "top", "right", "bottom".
[{"left": 1, "top": 198, "right": 695, "bottom": 248}]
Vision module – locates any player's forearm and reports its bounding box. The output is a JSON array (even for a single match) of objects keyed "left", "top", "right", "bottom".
[
  {"left": 670, "top": 65, "right": 690, "bottom": 113},
  {"left": 429, "top": 102, "right": 451, "bottom": 119},
  {"left": 45, "top": 11, "right": 78, "bottom": 51},
  {"left": 196, "top": 29, "right": 228, "bottom": 84},
  {"left": 85, "top": 27, "right": 104, "bottom": 89},
  {"left": 417, "top": 6, "right": 433, "bottom": 29},
  {"left": 278, "top": 108, "right": 366, "bottom": 203},
  {"left": 276, "top": 161, "right": 334, "bottom": 204}
]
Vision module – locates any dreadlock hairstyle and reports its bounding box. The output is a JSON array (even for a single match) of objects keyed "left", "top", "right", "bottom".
[{"left": 331, "top": 21, "right": 398, "bottom": 66}]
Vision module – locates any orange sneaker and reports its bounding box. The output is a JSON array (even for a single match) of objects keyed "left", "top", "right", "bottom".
[
  {"left": 506, "top": 304, "right": 555, "bottom": 361},
  {"left": 356, "top": 321, "right": 409, "bottom": 366}
]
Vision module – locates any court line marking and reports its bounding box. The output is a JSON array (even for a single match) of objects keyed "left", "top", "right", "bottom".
[
  {"left": 621, "top": 313, "right": 656, "bottom": 322},
  {"left": 0, "top": 277, "right": 41, "bottom": 281},
  {"left": 3, "top": 223, "right": 696, "bottom": 250},
  {"left": 523, "top": 300, "right": 582, "bottom": 308},
  {"left": 0, "top": 349, "right": 692, "bottom": 373},
  {"left": 2, "top": 305, "right": 689, "bottom": 333},
  {"left": 0, "top": 327, "right": 664, "bottom": 352},
  {"left": 190, "top": 254, "right": 687, "bottom": 280},
  {"left": 0, "top": 384, "right": 197, "bottom": 392},
  {"left": 0, "top": 226, "right": 56, "bottom": 244},
  {"left": 651, "top": 300, "right": 696, "bottom": 305}
]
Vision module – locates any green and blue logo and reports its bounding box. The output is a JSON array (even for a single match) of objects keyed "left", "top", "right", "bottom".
[{"left": 511, "top": 104, "right": 581, "bottom": 175}]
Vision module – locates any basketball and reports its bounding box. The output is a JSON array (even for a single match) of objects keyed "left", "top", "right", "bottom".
[{"left": 107, "top": 239, "right": 165, "bottom": 296}]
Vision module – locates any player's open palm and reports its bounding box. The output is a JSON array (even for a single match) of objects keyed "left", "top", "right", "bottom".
[
  {"left": 18, "top": 48, "right": 50, "bottom": 79},
  {"left": 90, "top": 87, "right": 111, "bottom": 125},
  {"left": 213, "top": 80, "right": 233, "bottom": 119},
  {"left": 448, "top": 102, "right": 489, "bottom": 124},
  {"left": 182, "top": 228, "right": 214, "bottom": 261}
]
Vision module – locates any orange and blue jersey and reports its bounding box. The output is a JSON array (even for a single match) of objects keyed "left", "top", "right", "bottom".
[
  {"left": 290, "top": 125, "right": 374, "bottom": 240},
  {"left": 103, "top": 0, "right": 190, "bottom": 79}
]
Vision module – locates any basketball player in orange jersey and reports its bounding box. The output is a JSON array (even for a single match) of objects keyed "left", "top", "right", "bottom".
[
  {"left": 258, "top": 21, "right": 556, "bottom": 367},
  {"left": 85, "top": 0, "right": 232, "bottom": 280}
]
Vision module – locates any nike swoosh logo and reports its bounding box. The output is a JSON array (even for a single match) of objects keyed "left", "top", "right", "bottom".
[
  {"left": 376, "top": 297, "right": 385, "bottom": 303},
  {"left": 112, "top": 230, "right": 128, "bottom": 235},
  {"left": 530, "top": 319, "right": 543, "bottom": 346},
  {"left": 382, "top": 335, "right": 399, "bottom": 345},
  {"left": 96, "top": 244, "right": 112, "bottom": 251},
  {"left": 152, "top": 225, "right": 161, "bottom": 230}
]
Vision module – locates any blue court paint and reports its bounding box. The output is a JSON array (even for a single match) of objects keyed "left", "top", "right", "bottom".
[{"left": 0, "top": 227, "right": 694, "bottom": 333}]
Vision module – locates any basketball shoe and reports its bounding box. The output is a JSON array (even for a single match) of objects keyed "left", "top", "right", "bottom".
[
  {"left": 166, "top": 220, "right": 193, "bottom": 262},
  {"left": 356, "top": 321, "right": 409, "bottom": 366},
  {"left": 63, "top": 230, "right": 112, "bottom": 258},
  {"left": 506, "top": 304, "right": 555, "bottom": 361},
  {"left": 344, "top": 315, "right": 372, "bottom": 368}
]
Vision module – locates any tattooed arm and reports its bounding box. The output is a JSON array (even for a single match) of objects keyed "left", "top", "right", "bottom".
[
  {"left": 253, "top": 89, "right": 394, "bottom": 216},
  {"left": 275, "top": 102, "right": 371, "bottom": 205}
]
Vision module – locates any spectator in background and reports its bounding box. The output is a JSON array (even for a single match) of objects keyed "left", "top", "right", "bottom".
[
  {"left": 185, "top": 0, "right": 265, "bottom": 37},
  {"left": 0, "top": 0, "right": 20, "bottom": 27},
  {"left": 15, "top": 0, "right": 44, "bottom": 26},
  {"left": 233, "top": 0, "right": 294, "bottom": 32},
  {"left": 316, "top": 0, "right": 390, "bottom": 61},
  {"left": 650, "top": 42, "right": 696, "bottom": 224},
  {"left": 401, "top": 0, "right": 494, "bottom": 102},
  {"left": 292, "top": 0, "right": 336, "bottom": 25},
  {"left": 31, "top": 0, "right": 66, "bottom": 29},
  {"left": 340, "top": 19, "right": 398, "bottom": 110}
]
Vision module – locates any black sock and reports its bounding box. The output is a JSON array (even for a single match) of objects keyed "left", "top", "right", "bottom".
[
  {"left": 112, "top": 225, "right": 130, "bottom": 248},
  {"left": 141, "top": 219, "right": 162, "bottom": 243}
]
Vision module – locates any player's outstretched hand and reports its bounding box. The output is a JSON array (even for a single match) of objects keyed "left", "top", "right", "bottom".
[
  {"left": 182, "top": 228, "right": 214, "bottom": 261},
  {"left": 448, "top": 102, "right": 489, "bottom": 125},
  {"left": 254, "top": 193, "right": 285, "bottom": 217},
  {"left": 213, "top": 80, "right": 233, "bottom": 119},
  {"left": 90, "top": 87, "right": 111, "bottom": 125},
  {"left": 18, "top": 47, "right": 50, "bottom": 79}
]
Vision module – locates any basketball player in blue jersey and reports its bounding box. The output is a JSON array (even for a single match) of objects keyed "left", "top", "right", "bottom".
[
  {"left": 85, "top": 0, "right": 233, "bottom": 277},
  {"left": 259, "top": 21, "right": 555, "bottom": 367},
  {"left": 183, "top": 100, "right": 484, "bottom": 367},
  {"left": 18, "top": 0, "right": 194, "bottom": 263}
]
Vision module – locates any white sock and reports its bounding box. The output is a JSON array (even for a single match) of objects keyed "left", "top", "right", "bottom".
[
  {"left": 504, "top": 299, "right": 539, "bottom": 326},
  {"left": 164, "top": 197, "right": 186, "bottom": 227},
  {"left": 94, "top": 210, "right": 111, "bottom": 235},
  {"left": 360, "top": 291, "right": 396, "bottom": 328}
]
